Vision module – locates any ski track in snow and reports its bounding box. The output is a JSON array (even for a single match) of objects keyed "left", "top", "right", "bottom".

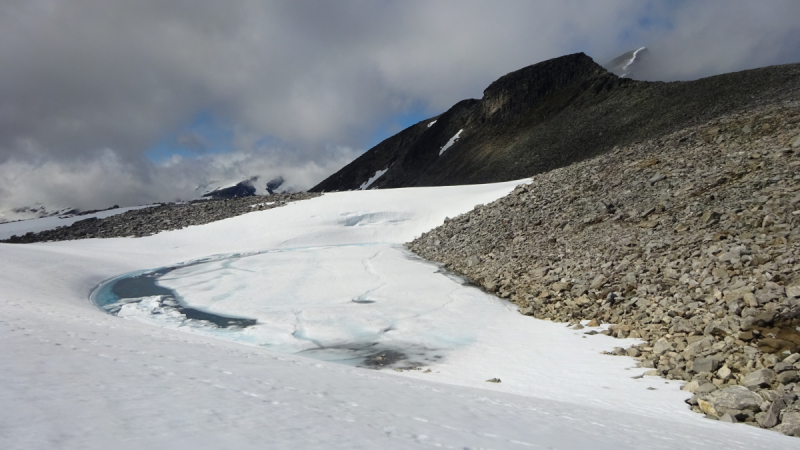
[{"left": 1, "top": 180, "right": 795, "bottom": 449}]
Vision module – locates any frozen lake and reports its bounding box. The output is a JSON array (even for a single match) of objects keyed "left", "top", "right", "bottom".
[{"left": 4, "top": 180, "right": 793, "bottom": 448}]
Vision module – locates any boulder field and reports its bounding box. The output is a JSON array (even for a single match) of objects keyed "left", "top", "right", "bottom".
[{"left": 408, "top": 101, "right": 800, "bottom": 435}]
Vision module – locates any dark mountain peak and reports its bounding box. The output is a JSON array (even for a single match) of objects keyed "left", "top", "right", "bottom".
[
  {"left": 484, "top": 53, "right": 606, "bottom": 98},
  {"left": 312, "top": 53, "right": 800, "bottom": 193},
  {"left": 480, "top": 53, "right": 617, "bottom": 121}
]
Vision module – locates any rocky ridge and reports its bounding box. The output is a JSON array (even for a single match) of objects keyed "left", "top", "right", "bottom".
[
  {"left": 1, "top": 192, "right": 319, "bottom": 243},
  {"left": 313, "top": 54, "right": 800, "bottom": 193},
  {"left": 408, "top": 101, "right": 800, "bottom": 435}
]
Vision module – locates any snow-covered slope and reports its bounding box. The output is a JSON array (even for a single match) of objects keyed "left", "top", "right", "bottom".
[
  {"left": 605, "top": 47, "right": 650, "bottom": 78},
  {"left": 0, "top": 204, "right": 76, "bottom": 224},
  {"left": 1, "top": 181, "right": 794, "bottom": 449},
  {"left": 0, "top": 204, "right": 155, "bottom": 240}
]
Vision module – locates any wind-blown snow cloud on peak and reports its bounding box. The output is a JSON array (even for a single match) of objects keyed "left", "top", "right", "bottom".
[{"left": 0, "top": 0, "right": 798, "bottom": 212}]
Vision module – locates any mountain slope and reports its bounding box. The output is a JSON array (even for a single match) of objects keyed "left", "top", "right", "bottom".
[
  {"left": 605, "top": 47, "right": 650, "bottom": 78},
  {"left": 311, "top": 53, "right": 800, "bottom": 192},
  {"left": 408, "top": 101, "right": 800, "bottom": 435}
]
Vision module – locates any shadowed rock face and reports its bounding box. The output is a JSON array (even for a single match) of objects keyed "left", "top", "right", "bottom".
[{"left": 311, "top": 52, "right": 800, "bottom": 193}]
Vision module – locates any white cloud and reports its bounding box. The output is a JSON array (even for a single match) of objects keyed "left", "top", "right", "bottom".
[
  {"left": 0, "top": 146, "right": 359, "bottom": 212},
  {"left": 0, "top": 0, "right": 798, "bottom": 211}
]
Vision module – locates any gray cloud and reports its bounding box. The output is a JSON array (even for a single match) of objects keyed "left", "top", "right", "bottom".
[
  {"left": 0, "top": 0, "right": 798, "bottom": 212},
  {"left": 0, "top": 146, "right": 359, "bottom": 217}
]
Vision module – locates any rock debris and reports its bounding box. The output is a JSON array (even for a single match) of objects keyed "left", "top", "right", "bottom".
[
  {"left": 2, "top": 192, "right": 320, "bottom": 243},
  {"left": 409, "top": 101, "right": 800, "bottom": 436}
]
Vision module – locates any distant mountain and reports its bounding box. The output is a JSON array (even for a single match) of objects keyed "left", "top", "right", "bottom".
[
  {"left": 266, "top": 176, "right": 286, "bottom": 195},
  {"left": 199, "top": 175, "right": 292, "bottom": 199},
  {"left": 311, "top": 52, "right": 800, "bottom": 193},
  {"left": 0, "top": 204, "right": 78, "bottom": 224},
  {"left": 604, "top": 47, "right": 649, "bottom": 78},
  {"left": 201, "top": 180, "right": 258, "bottom": 199},
  {"left": 3, "top": 175, "right": 289, "bottom": 224}
]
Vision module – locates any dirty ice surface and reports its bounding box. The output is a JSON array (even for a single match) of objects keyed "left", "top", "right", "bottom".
[{"left": 1, "top": 180, "right": 794, "bottom": 449}]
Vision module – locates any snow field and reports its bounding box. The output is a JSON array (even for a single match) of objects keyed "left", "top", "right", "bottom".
[{"left": 1, "top": 180, "right": 795, "bottom": 448}]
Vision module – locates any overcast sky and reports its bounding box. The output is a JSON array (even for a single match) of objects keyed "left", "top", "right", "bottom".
[{"left": 1, "top": 0, "right": 799, "bottom": 212}]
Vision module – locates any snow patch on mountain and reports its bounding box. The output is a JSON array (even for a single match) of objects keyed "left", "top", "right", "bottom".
[
  {"left": 620, "top": 47, "right": 647, "bottom": 78},
  {"left": 439, "top": 129, "right": 463, "bottom": 155},
  {"left": 605, "top": 47, "right": 650, "bottom": 79},
  {"left": 359, "top": 169, "right": 388, "bottom": 190}
]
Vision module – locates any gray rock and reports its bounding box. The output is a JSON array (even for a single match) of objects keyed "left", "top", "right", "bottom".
[
  {"left": 692, "top": 356, "right": 722, "bottom": 374},
  {"left": 696, "top": 383, "right": 719, "bottom": 394},
  {"left": 776, "top": 361, "right": 797, "bottom": 373},
  {"left": 704, "top": 320, "right": 734, "bottom": 337},
  {"left": 653, "top": 338, "right": 673, "bottom": 355},
  {"left": 717, "top": 365, "right": 732, "bottom": 381},
  {"left": 698, "top": 386, "right": 763, "bottom": 417},
  {"left": 777, "top": 370, "right": 799, "bottom": 385},
  {"left": 649, "top": 173, "right": 666, "bottom": 185},
  {"left": 774, "top": 411, "right": 800, "bottom": 436},
  {"left": 626, "top": 347, "right": 641, "bottom": 357},
  {"left": 758, "top": 395, "right": 788, "bottom": 429},
  {"left": 671, "top": 318, "right": 695, "bottom": 334},
  {"left": 719, "top": 413, "right": 738, "bottom": 423},
  {"left": 787, "top": 282, "right": 800, "bottom": 299},
  {"left": 785, "top": 354, "right": 800, "bottom": 365},
  {"left": 589, "top": 274, "right": 607, "bottom": 290},
  {"left": 683, "top": 337, "right": 715, "bottom": 359},
  {"left": 760, "top": 390, "right": 781, "bottom": 402},
  {"left": 742, "top": 369, "right": 777, "bottom": 389},
  {"left": 683, "top": 380, "right": 702, "bottom": 393}
]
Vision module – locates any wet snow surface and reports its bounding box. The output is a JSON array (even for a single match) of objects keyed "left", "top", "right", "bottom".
[{"left": 1, "top": 180, "right": 795, "bottom": 449}]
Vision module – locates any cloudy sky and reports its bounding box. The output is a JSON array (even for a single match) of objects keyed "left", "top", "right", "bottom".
[{"left": 1, "top": 0, "right": 799, "bottom": 213}]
